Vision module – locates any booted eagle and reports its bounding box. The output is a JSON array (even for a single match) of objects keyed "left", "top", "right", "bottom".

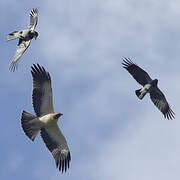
[
  {"left": 122, "top": 58, "right": 175, "bottom": 120},
  {"left": 6, "top": 8, "right": 38, "bottom": 71},
  {"left": 21, "top": 64, "right": 71, "bottom": 173}
]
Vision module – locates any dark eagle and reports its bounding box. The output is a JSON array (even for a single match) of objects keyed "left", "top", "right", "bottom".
[
  {"left": 21, "top": 64, "right": 71, "bottom": 173},
  {"left": 6, "top": 8, "right": 38, "bottom": 71},
  {"left": 122, "top": 58, "right": 175, "bottom": 120}
]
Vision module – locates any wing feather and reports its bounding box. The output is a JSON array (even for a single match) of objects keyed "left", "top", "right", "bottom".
[
  {"left": 9, "top": 39, "right": 31, "bottom": 72},
  {"left": 122, "top": 58, "right": 152, "bottom": 86},
  {"left": 31, "top": 64, "right": 54, "bottom": 116},
  {"left": 6, "top": 31, "right": 20, "bottom": 41},
  {"left": 28, "top": 8, "right": 38, "bottom": 31},
  {"left": 40, "top": 125, "right": 71, "bottom": 173},
  {"left": 150, "top": 87, "right": 175, "bottom": 120}
]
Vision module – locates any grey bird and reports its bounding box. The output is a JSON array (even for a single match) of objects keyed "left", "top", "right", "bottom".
[
  {"left": 21, "top": 64, "right": 71, "bottom": 173},
  {"left": 122, "top": 58, "right": 175, "bottom": 120},
  {"left": 6, "top": 8, "right": 38, "bottom": 72}
]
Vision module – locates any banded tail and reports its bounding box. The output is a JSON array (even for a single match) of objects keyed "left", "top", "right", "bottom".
[{"left": 21, "top": 110, "right": 39, "bottom": 141}]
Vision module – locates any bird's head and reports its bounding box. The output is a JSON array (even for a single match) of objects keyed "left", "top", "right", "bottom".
[
  {"left": 53, "top": 113, "right": 63, "bottom": 119},
  {"left": 154, "top": 79, "right": 158, "bottom": 84},
  {"left": 151, "top": 79, "right": 158, "bottom": 86},
  {"left": 34, "top": 31, "right": 38, "bottom": 40}
]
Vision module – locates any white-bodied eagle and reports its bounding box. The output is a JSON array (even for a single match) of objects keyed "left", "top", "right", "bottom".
[
  {"left": 21, "top": 64, "right": 71, "bottom": 173},
  {"left": 6, "top": 8, "right": 38, "bottom": 72},
  {"left": 122, "top": 58, "right": 175, "bottom": 120}
]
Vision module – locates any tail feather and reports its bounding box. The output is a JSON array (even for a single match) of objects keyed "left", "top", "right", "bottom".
[
  {"left": 135, "top": 89, "right": 141, "bottom": 98},
  {"left": 6, "top": 31, "right": 20, "bottom": 41},
  {"left": 135, "top": 89, "right": 146, "bottom": 100},
  {"left": 21, "top": 110, "right": 39, "bottom": 141}
]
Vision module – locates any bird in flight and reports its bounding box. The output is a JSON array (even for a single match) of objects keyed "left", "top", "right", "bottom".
[
  {"left": 122, "top": 58, "right": 175, "bottom": 120},
  {"left": 21, "top": 64, "right": 71, "bottom": 173},
  {"left": 6, "top": 8, "right": 38, "bottom": 72}
]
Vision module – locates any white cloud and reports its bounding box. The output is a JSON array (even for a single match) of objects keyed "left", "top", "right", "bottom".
[{"left": 95, "top": 112, "right": 180, "bottom": 180}]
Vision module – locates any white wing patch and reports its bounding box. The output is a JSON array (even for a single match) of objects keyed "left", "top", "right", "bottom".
[{"left": 9, "top": 40, "right": 31, "bottom": 72}]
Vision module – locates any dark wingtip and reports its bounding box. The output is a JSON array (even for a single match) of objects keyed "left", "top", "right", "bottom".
[
  {"left": 164, "top": 107, "right": 175, "bottom": 120},
  {"left": 56, "top": 152, "right": 71, "bottom": 173},
  {"left": 30, "top": 8, "right": 38, "bottom": 16},
  {"left": 122, "top": 57, "right": 136, "bottom": 69},
  {"left": 31, "top": 63, "right": 46, "bottom": 74},
  {"left": 31, "top": 63, "right": 51, "bottom": 83}
]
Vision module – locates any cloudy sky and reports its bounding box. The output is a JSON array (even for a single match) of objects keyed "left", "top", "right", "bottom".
[{"left": 1, "top": 0, "right": 180, "bottom": 179}]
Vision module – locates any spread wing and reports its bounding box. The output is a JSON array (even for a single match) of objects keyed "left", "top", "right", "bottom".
[
  {"left": 9, "top": 39, "right": 31, "bottom": 72},
  {"left": 150, "top": 87, "right": 175, "bottom": 120},
  {"left": 122, "top": 58, "right": 152, "bottom": 86},
  {"left": 41, "top": 125, "right": 71, "bottom": 173},
  {"left": 31, "top": 64, "right": 54, "bottom": 117},
  {"left": 28, "top": 8, "right": 38, "bottom": 31}
]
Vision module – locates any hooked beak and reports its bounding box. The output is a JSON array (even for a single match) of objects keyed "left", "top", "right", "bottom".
[{"left": 54, "top": 113, "right": 63, "bottom": 119}]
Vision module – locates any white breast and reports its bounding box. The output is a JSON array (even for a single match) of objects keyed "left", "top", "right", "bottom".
[{"left": 39, "top": 114, "right": 57, "bottom": 127}]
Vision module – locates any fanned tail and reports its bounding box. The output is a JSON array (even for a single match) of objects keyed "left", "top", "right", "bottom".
[
  {"left": 135, "top": 88, "right": 146, "bottom": 100},
  {"left": 21, "top": 110, "right": 39, "bottom": 141}
]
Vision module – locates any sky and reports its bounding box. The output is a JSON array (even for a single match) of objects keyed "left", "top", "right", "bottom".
[{"left": 1, "top": 0, "right": 180, "bottom": 179}]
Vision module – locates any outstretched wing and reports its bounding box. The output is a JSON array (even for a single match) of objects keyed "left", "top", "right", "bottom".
[
  {"left": 150, "top": 87, "right": 175, "bottom": 120},
  {"left": 41, "top": 125, "right": 71, "bottom": 173},
  {"left": 9, "top": 39, "right": 31, "bottom": 72},
  {"left": 28, "top": 8, "right": 38, "bottom": 31},
  {"left": 31, "top": 64, "right": 54, "bottom": 117},
  {"left": 122, "top": 58, "right": 152, "bottom": 86}
]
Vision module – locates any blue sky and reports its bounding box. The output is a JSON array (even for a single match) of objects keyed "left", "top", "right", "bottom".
[{"left": 1, "top": 0, "right": 180, "bottom": 179}]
